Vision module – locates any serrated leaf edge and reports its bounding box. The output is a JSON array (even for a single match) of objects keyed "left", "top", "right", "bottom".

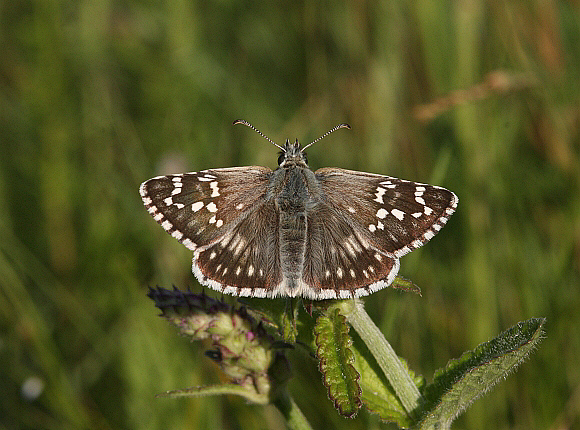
[{"left": 314, "top": 309, "right": 362, "bottom": 417}]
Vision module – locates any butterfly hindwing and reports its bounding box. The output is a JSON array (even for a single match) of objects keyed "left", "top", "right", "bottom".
[
  {"left": 193, "top": 200, "right": 283, "bottom": 297},
  {"left": 302, "top": 201, "right": 400, "bottom": 299}
]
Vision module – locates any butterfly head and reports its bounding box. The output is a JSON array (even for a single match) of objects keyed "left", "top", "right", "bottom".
[
  {"left": 233, "top": 119, "right": 351, "bottom": 169},
  {"left": 278, "top": 139, "right": 308, "bottom": 168}
]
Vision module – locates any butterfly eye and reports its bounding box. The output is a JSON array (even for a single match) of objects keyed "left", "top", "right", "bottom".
[
  {"left": 277, "top": 152, "right": 286, "bottom": 165},
  {"left": 302, "top": 152, "right": 308, "bottom": 164}
]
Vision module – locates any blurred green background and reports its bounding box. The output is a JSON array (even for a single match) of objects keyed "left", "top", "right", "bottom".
[{"left": 1, "top": 1, "right": 578, "bottom": 428}]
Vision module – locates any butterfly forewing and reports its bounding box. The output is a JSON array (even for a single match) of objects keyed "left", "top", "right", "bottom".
[
  {"left": 140, "top": 166, "right": 272, "bottom": 251},
  {"left": 295, "top": 168, "right": 456, "bottom": 298},
  {"left": 315, "top": 168, "right": 458, "bottom": 258}
]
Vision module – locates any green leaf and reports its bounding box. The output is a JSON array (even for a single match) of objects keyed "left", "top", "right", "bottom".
[
  {"left": 351, "top": 334, "right": 424, "bottom": 427},
  {"left": 239, "top": 297, "right": 300, "bottom": 342},
  {"left": 314, "top": 308, "right": 362, "bottom": 417},
  {"left": 280, "top": 298, "right": 300, "bottom": 343},
  {"left": 391, "top": 276, "right": 422, "bottom": 295},
  {"left": 343, "top": 300, "right": 423, "bottom": 416},
  {"left": 418, "top": 317, "right": 546, "bottom": 429},
  {"left": 238, "top": 297, "right": 289, "bottom": 331}
]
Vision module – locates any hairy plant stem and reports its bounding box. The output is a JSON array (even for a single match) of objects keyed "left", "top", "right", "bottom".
[
  {"left": 343, "top": 300, "right": 423, "bottom": 418},
  {"left": 272, "top": 390, "right": 313, "bottom": 430}
]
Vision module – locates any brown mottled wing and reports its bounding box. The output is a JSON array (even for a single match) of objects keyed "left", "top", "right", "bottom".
[
  {"left": 140, "top": 166, "right": 282, "bottom": 295},
  {"left": 301, "top": 167, "right": 457, "bottom": 298}
]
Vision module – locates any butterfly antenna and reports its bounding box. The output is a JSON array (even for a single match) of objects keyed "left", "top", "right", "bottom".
[
  {"left": 233, "top": 119, "right": 285, "bottom": 151},
  {"left": 302, "top": 123, "right": 351, "bottom": 151}
]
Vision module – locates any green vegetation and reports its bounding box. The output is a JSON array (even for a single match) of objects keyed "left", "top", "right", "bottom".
[{"left": 1, "top": 1, "right": 578, "bottom": 428}]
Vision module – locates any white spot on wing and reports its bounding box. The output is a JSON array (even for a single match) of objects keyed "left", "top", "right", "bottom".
[
  {"left": 233, "top": 237, "right": 246, "bottom": 256},
  {"left": 374, "top": 187, "right": 386, "bottom": 203},
  {"left": 398, "top": 245, "right": 411, "bottom": 255},
  {"left": 391, "top": 208, "right": 405, "bottom": 220},
  {"left": 223, "top": 286, "right": 237, "bottom": 295},
  {"left": 339, "top": 290, "right": 351, "bottom": 299},
  {"left": 191, "top": 201, "right": 204, "bottom": 212},
  {"left": 182, "top": 238, "right": 196, "bottom": 250},
  {"left": 206, "top": 202, "right": 218, "bottom": 212},
  {"left": 412, "top": 239, "right": 423, "bottom": 248},
  {"left": 347, "top": 235, "right": 362, "bottom": 253},
  {"left": 209, "top": 181, "right": 220, "bottom": 197},
  {"left": 344, "top": 241, "right": 356, "bottom": 257},
  {"left": 377, "top": 208, "right": 388, "bottom": 219},
  {"left": 253, "top": 288, "right": 267, "bottom": 297},
  {"left": 354, "top": 288, "right": 370, "bottom": 298}
]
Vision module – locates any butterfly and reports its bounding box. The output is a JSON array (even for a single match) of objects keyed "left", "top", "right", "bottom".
[{"left": 140, "top": 120, "right": 458, "bottom": 300}]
